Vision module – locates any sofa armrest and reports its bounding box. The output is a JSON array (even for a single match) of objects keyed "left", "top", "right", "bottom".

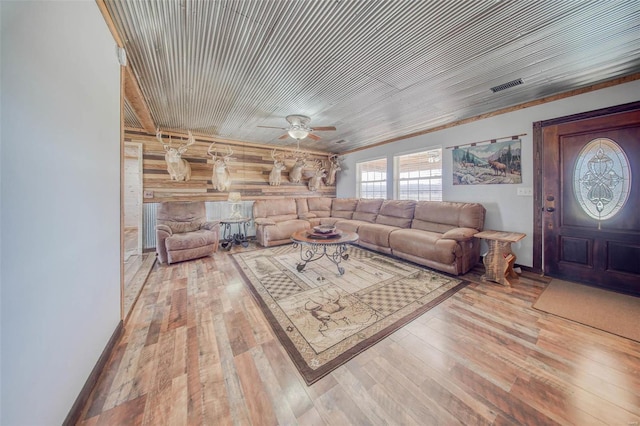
[
  {"left": 441, "top": 227, "right": 479, "bottom": 242},
  {"left": 200, "top": 220, "right": 220, "bottom": 231},
  {"left": 299, "top": 212, "right": 317, "bottom": 219},
  {"left": 156, "top": 224, "right": 173, "bottom": 236},
  {"left": 155, "top": 225, "right": 173, "bottom": 264},
  {"left": 254, "top": 218, "right": 276, "bottom": 226}
]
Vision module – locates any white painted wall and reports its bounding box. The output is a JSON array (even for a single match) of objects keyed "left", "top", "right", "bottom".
[
  {"left": 337, "top": 79, "right": 640, "bottom": 267},
  {"left": 1, "top": 2, "right": 121, "bottom": 424},
  {"left": 0, "top": 3, "right": 3, "bottom": 422}
]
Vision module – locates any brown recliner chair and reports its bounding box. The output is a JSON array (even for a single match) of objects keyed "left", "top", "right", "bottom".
[{"left": 156, "top": 201, "right": 220, "bottom": 264}]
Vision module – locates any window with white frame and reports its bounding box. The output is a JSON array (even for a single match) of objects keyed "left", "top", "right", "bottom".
[
  {"left": 356, "top": 158, "right": 387, "bottom": 199},
  {"left": 395, "top": 148, "right": 442, "bottom": 201}
]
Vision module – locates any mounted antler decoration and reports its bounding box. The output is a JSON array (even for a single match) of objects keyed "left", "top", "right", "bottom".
[
  {"left": 288, "top": 149, "right": 308, "bottom": 184},
  {"left": 156, "top": 129, "right": 195, "bottom": 182},
  {"left": 324, "top": 154, "right": 342, "bottom": 186},
  {"left": 268, "top": 149, "right": 286, "bottom": 186},
  {"left": 207, "top": 143, "right": 233, "bottom": 192},
  {"left": 308, "top": 160, "right": 326, "bottom": 192}
]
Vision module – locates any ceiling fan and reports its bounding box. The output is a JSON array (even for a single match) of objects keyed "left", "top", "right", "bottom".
[{"left": 258, "top": 114, "right": 336, "bottom": 141}]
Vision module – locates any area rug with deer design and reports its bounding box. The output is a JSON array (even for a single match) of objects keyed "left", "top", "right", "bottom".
[{"left": 232, "top": 244, "right": 468, "bottom": 384}]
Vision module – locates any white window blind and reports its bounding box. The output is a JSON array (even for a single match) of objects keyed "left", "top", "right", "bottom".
[
  {"left": 395, "top": 149, "right": 442, "bottom": 201},
  {"left": 357, "top": 158, "right": 387, "bottom": 199}
]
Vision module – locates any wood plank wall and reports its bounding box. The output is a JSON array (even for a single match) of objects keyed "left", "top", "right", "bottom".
[{"left": 125, "top": 130, "right": 337, "bottom": 203}]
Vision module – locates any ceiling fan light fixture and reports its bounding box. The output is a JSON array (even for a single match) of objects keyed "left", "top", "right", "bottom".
[{"left": 287, "top": 126, "right": 310, "bottom": 140}]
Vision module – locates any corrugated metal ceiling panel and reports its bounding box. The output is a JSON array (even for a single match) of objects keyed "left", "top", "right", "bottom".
[
  {"left": 123, "top": 98, "right": 142, "bottom": 129},
  {"left": 105, "top": 0, "right": 640, "bottom": 153}
]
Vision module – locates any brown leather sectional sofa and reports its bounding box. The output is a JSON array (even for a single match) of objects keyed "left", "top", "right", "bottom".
[{"left": 252, "top": 197, "right": 486, "bottom": 275}]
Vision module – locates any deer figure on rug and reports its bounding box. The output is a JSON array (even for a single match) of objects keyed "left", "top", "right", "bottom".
[
  {"left": 324, "top": 154, "right": 342, "bottom": 186},
  {"left": 308, "top": 160, "right": 326, "bottom": 192},
  {"left": 268, "top": 149, "right": 286, "bottom": 186},
  {"left": 304, "top": 289, "right": 350, "bottom": 332},
  {"left": 156, "top": 129, "right": 195, "bottom": 182},
  {"left": 207, "top": 143, "right": 233, "bottom": 191}
]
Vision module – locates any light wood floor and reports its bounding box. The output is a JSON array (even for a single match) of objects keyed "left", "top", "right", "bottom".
[
  {"left": 78, "top": 242, "right": 640, "bottom": 425},
  {"left": 123, "top": 253, "right": 156, "bottom": 320}
]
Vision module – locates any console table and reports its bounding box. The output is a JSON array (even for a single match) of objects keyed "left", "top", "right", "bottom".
[
  {"left": 475, "top": 230, "right": 526, "bottom": 286},
  {"left": 220, "top": 217, "right": 251, "bottom": 250}
]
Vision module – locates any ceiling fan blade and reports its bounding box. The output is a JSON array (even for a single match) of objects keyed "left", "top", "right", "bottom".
[
  {"left": 257, "top": 125, "right": 285, "bottom": 129},
  {"left": 311, "top": 126, "right": 337, "bottom": 131},
  {"left": 307, "top": 133, "right": 322, "bottom": 141},
  {"left": 278, "top": 133, "right": 290, "bottom": 140}
]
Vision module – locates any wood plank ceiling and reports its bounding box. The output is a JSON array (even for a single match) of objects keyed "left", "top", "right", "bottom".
[{"left": 105, "top": 0, "right": 640, "bottom": 153}]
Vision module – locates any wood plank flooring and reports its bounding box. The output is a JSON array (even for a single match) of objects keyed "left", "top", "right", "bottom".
[
  {"left": 123, "top": 253, "right": 155, "bottom": 320},
  {"left": 78, "top": 242, "right": 640, "bottom": 425}
]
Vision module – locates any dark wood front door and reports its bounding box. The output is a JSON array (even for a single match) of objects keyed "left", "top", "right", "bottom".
[{"left": 542, "top": 108, "right": 640, "bottom": 296}]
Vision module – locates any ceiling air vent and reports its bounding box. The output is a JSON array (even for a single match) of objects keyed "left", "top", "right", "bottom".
[{"left": 490, "top": 78, "right": 524, "bottom": 93}]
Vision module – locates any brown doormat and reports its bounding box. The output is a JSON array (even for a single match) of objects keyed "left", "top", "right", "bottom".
[
  {"left": 232, "top": 244, "right": 467, "bottom": 384},
  {"left": 533, "top": 279, "right": 640, "bottom": 342}
]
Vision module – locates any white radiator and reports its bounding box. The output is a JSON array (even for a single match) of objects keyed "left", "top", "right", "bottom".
[{"left": 143, "top": 203, "right": 158, "bottom": 250}]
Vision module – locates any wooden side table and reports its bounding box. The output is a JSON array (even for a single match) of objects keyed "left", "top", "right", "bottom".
[{"left": 475, "top": 230, "right": 526, "bottom": 286}]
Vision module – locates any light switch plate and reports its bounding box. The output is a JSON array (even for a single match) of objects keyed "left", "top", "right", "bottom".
[{"left": 517, "top": 187, "right": 533, "bottom": 196}]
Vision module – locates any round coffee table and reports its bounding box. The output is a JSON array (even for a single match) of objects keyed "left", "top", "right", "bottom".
[{"left": 290, "top": 230, "right": 359, "bottom": 275}]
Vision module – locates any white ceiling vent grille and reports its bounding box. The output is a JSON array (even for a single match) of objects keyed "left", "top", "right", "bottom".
[{"left": 490, "top": 78, "right": 524, "bottom": 93}]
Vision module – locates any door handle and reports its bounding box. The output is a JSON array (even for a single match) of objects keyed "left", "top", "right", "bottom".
[{"left": 545, "top": 194, "right": 556, "bottom": 213}]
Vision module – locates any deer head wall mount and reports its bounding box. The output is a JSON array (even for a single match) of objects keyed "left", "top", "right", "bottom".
[
  {"left": 268, "top": 149, "right": 286, "bottom": 186},
  {"left": 156, "top": 129, "right": 195, "bottom": 182},
  {"left": 324, "top": 154, "right": 342, "bottom": 186},
  {"left": 207, "top": 143, "right": 233, "bottom": 192},
  {"left": 288, "top": 150, "right": 308, "bottom": 184},
  {"left": 308, "top": 160, "right": 326, "bottom": 192}
]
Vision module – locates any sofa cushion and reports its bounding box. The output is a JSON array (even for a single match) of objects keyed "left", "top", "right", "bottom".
[
  {"left": 331, "top": 198, "right": 358, "bottom": 219},
  {"left": 375, "top": 200, "right": 416, "bottom": 228},
  {"left": 157, "top": 201, "right": 206, "bottom": 222},
  {"left": 298, "top": 212, "right": 316, "bottom": 220},
  {"left": 263, "top": 220, "right": 309, "bottom": 241},
  {"left": 357, "top": 223, "right": 400, "bottom": 248},
  {"left": 268, "top": 214, "right": 298, "bottom": 223},
  {"left": 253, "top": 199, "right": 297, "bottom": 219},
  {"left": 412, "top": 201, "right": 485, "bottom": 233},
  {"left": 296, "top": 198, "right": 310, "bottom": 216},
  {"left": 390, "top": 229, "right": 460, "bottom": 265},
  {"left": 165, "top": 220, "right": 204, "bottom": 234},
  {"left": 334, "top": 219, "right": 370, "bottom": 233},
  {"left": 307, "top": 197, "right": 332, "bottom": 218},
  {"left": 319, "top": 217, "right": 341, "bottom": 226},
  {"left": 352, "top": 198, "right": 384, "bottom": 222},
  {"left": 165, "top": 229, "right": 218, "bottom": 251}
]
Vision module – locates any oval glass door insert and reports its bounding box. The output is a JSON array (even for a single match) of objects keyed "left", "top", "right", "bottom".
[{"left": 573, "top": 137, "right": 631, "bottom": 221}]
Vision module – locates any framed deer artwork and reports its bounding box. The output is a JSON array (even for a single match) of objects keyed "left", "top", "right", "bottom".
[{"left": 452, "top": 139, "right": 522, "bottom": 185}]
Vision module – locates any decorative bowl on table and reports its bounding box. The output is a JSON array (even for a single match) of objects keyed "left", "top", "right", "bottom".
[{"left": 313, "top": 225, "right": 336, "bottom": 234}]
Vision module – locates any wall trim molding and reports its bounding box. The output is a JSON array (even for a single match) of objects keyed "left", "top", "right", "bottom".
[{"left": 62, "top": 320, "right": 124, "bottom": 426}]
